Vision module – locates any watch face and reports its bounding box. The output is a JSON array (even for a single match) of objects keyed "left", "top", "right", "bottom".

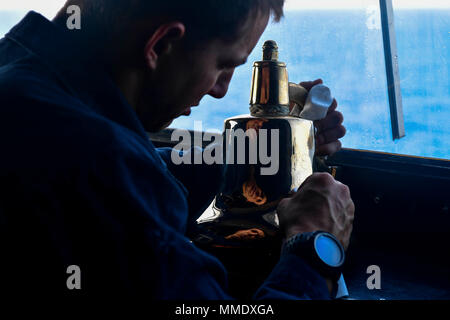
[{"left": 314, "top": 233, "right": 344, "bottom": 267}]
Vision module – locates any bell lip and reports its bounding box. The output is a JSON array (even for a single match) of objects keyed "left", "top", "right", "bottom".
[
  {"left": 223, "top": 113, "right": 314, "bottom": 122},
  {"left": 253, "top": 60, "right": 286, "bottom": 67}
]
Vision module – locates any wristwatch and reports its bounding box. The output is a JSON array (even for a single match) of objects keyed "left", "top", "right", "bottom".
[{"left": 282, "top": 231, "right": 345, "bottom": 281}]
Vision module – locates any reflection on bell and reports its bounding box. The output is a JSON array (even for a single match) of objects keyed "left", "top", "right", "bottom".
[{"left": 196, "top": 40, "right": 316, "bottom": 245}]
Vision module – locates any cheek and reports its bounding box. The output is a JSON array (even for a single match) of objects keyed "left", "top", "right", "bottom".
[{"left": 192, "top": 70, "right": 219, "bottom": 95}]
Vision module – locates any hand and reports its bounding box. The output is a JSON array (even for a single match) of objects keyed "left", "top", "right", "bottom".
[
  {"left": 277, "top": 173, "right": 355, "bottom": 250},
  {"left": 291, "top": 79, "right": 346, "bottom": 157}
]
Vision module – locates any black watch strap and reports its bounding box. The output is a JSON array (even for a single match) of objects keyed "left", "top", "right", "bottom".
[{"left": 282, "top": 231, "right": 345, "bottom": 281}]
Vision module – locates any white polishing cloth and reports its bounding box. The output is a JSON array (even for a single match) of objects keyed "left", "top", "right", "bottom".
[{"left": 299, "top": 84, "right": 334, "bottom": 121}]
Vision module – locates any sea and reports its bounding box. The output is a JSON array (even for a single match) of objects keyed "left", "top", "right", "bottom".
[{"left": 1, "top": 9, "right": 449, "bottom": 160}]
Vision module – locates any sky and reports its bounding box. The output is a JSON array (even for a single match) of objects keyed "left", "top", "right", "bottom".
[
  {"left": 1, "top": 0, "right": 450, "bottom": 18},
  {"left": 285, "top": 0, "right": 450, "bottom": 10},
  {"left": 0, "top": 0, "right": 63, "bottom": 18},
  {"left": 0, "top": 0, "right": 448, "bottom": 159}
]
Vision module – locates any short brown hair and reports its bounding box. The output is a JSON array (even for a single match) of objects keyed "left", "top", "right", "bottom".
[{"left": 78, "top": 0, "right": 285, "bottom": 44}]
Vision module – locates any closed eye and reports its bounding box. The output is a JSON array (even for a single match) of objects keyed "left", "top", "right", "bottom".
[{"left": 218, "top": 58, "right": 248, "bottom": 70}]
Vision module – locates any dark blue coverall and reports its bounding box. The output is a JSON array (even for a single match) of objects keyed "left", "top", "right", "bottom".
[{"left": 0, "top": 12, "right": 329, "bottom": 299}]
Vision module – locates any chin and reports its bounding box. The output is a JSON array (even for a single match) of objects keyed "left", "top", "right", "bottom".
[
  {"left": 146, "top": 120, "right": 173, "bottom": 133},
  {"left": 160, "top": 120, "right": 174, "bottom": 130}
]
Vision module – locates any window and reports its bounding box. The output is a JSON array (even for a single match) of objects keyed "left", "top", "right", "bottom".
[
  {"left": 1, "top": 0, "right": 448, "bottom": 160},
  {"left": 392, "top": 0, "right": 450, "bottom": 159},
  {"left": 171, "top": 0, "right": 449, "bottom": 160},
  {"left": 0, "top": 0, "right": 63, "bottom": 35}
]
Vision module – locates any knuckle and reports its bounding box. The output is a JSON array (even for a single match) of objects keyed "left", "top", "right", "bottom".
[
  {"left": 312, "top": 172, "right": 335, "bottom": 185},
  {"left": 326, "top": 141, "right": 341, "bottom": 156},
  {"left": 339, "top": 125, "right": 346, "bottom": 137},
  {"left": 347, "top": 204, "right": 355, "bottom": 221},
  {"left": 333, "top": 111, "right": 344, "bottom": 124},
  {"left": 340, "top": 183, "right": 351, "bottom": 196},
  {"left": 277, "top": 198, "right": 290, "bottom": 211},
  {"left": 351, "top": 203, "right": 356, "bottom": 218}
]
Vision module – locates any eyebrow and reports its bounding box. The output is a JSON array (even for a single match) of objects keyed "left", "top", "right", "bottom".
[
  {"left": 236, "top": 57, "right": 248, "bottom": 66},
  {"left": 221, "top": 57, "right": 248, "bottom": 68}
]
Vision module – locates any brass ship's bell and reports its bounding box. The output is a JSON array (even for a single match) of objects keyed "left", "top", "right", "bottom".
[{"left": 197, "top": 40, "right": 321, "bottom": 242}]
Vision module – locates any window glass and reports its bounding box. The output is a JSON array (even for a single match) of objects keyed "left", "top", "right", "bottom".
[
  {"left": 173, "top": 0, "right": 395, "bottom": 153},
  {"left": 1, "top": 1, "right": 448, "bottom": 160},
  {"left": 0, "top": 0, "right": 63, "bottom": 37},
  {"left": 172, "top": 0, "right": 450, "bottom": 160},
  {"left": 392, "top": 0, "right": 450, "bottom": 159}
]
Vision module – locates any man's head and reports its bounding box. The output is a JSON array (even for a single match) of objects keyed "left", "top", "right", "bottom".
[{"left": 56, "top": 0, "right": 285, "bottom": 132}]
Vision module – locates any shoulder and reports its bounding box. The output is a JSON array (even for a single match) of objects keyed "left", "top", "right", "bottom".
[
  {"left": 0, "top": 62, "right": 159, "bottom": 171},
  {"left": 0, "top": 56, "right": 64, "bottom": 98}
]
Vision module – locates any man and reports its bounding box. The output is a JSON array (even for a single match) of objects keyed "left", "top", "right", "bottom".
[{"left": 0, "top": 0, "right": 354, "bottom": 298}]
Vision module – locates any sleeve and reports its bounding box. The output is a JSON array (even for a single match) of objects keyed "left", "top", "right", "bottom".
[
  {"left": 155, "top": 147, "right": 331, "bottom": 300},
  {"left": 254, "top": 254, "right": 331, "bottom": 299},
  {"left": 87, "top": 145, "right": 331, "bottom": 299},
  {"left": 73, "top": 144, "right": 233, "bottom": 299},
  {"left": 156, "top": 146, "right": 225, "bottom": 222},
  {"left": 14, "top": 141, "right": 328, "bottom": 299}
]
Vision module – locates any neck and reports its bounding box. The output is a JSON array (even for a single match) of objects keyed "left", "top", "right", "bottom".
[
  {"left": 112, "top": 69, "right": 145, "bottom": 112},
  {"left": 52, "top": 3, "right": 147, "bottom": 112},
  {"left": 52, "top": 5, "right": 114, "bottom": 65}
]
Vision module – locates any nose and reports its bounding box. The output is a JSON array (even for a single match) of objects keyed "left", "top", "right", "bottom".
[{"left": 208, "top": 70, "right": 234, "bottom": 99}]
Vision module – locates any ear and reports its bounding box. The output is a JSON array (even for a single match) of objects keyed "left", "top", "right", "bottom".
[{"left": 144, "top": 22, "right": 186, "bottom": 70}]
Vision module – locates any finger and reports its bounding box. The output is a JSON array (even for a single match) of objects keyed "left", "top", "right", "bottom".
[
  {"left": 289, "top": 101, "right": 295, "bottom": 111},
  {"left": 327, "top": 99, "right": 338, "bottom": 114},
  {"left": 348, "top": 201, "right": 355, "bottom": 221},
  {"left": 316, "top": 125, "right": 346, "bottom": 145},
  {"left": 314, "top": 110, "right": 344, "bottom": 133},
  {"left": 290, "top": 79, "right": 325, "bottom": 112},
  {"left": 315, "top": 140, "right": 342, "bottom": 157},
  {"left": 292, "top": 172, "right": 318, "bottom": 195},
  {"left": 277, "top": 197, "right": 290, "bottom": 212},
  {"left": 299, "top": 79, "right": 323, "bottom": 91},
  {"left": 338, "top": 183, "right": 351, "bottom": 200},
  {"left": 343, "top": 227, "right": 352, "bottom": 250}
]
